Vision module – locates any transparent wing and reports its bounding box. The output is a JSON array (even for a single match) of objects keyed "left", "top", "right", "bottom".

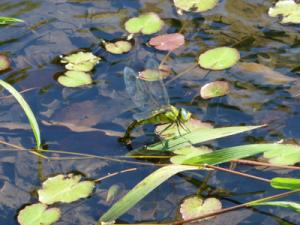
[{"left": 123, "top": 58, "right": 170, "bottom": 118}]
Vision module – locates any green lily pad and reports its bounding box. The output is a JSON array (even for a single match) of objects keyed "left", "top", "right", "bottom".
[
  {"left": 0, "top": 54, "right": 10, "bottom": 71},
  {"left": 173, "top": 0, "right": 218, "bottom": 13},
  {"left": 180, "top": 196, "right": 222, "bottom": 220},
  {"left": 200, "top": 81, "right": 230, "bottom": 99},
  {"left": 171, "top": 146, "right": 213, "bottom": 164},
  {"left": 125, "top": 12, "right": 164, "bottom": 35},
  {"left": 104, "top": 40, "right": 132, "bottom": 54},
  {"left": 58, "top": 71, "right": 92, "bottom": 88},
  {"left": 60, "top": 52, "right": 100, "bottom": 72},
  {"left": 263, "top": 144, "right": 300, "bottom": 166},
  {"left": 17, "top": 203, "right": 61, "bottom": 225},
  {"left": 198, "top": 47, "right": 240, "bottom": 70},
  {"left": 268, "top": 0, "right": 300, "bottom": 24},
  {"left": 38, "top": 174, "right": 95, "bottom": 204}
]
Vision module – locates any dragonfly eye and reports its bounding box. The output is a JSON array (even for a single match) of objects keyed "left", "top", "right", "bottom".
[{"left": 180, "top": 108, "right": 191, "bottom": 121}]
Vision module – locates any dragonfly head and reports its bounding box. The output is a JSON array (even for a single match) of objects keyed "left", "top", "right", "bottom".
[{"left": 179, "top": 108, "right": 191, "bottom": 122}]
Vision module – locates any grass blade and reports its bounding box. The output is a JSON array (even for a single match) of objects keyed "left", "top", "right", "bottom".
[
  {"left": 0, "top": 16, "right": 24, "bottom": 24},
  {"left": 0, "top": 80, "right": 41, "bottom": 148}
]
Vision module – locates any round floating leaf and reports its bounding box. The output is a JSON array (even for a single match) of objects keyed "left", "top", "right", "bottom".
[
  {"left": 60, "top": 51, "right": 100, "bottom": 72},
  {"left": 58, "top": 71, "right": 92, "bottom": 88},
  {"left": 198, "top": 47, "right": 240, "bottom": 70},
  {"left": 200, "top": 81, "right": 230, "bottom": 99},
  {"left": 17, "top": 203, "right": 61, "bottom": 225},
  {"left": 149, "top": 33, "right": 185, "bottom": 51},
  {"left": 180, "top": 196, "right": 222, "bottom": 220},
  {"left": 104, "top": 40, "right": 132, "bottom": 54},
  {"left": 125, "top": 13, "right": 164, "bottom": 35},
  {"left": 0, "top": 55, "right": 10, "bottom": 71},
  {"left": 268, "top": 0, "right": 300, "bottom": 24},
  {"left": 174, "top": 0, "right": 218, "bottom": 13},
  {"left": 38, "top": 174, "right": 95, "bottom": 204}
]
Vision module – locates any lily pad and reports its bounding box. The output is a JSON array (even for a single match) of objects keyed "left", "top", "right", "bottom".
[
  {"left": 149, "top": 33, "right": 185, "bottom": 51},
  {"left": 0, "top": 55, "right": 10, "bottom": 71},
  {"left": 198, "top": 47, "right": 240, "bottom": 70},
  {"left": 104, "top": 40, "right": 132, "bottom": 54},
  {"left": 200, "top": 81, "right": 230, "bottom": 99},
  {"left": 263, "top": 144, "right": 300, "bottom": 166},
  {"left": 58, "top": 71, "right": 92, "bottom": 88},
  {"left": 60, "top": 52, "right": 100, "bottom": 72},
  {"left": 38, "top": 174, "right": 95, "bottom": 204},
  {"left": 268, "top": 0, "right": 300, "bottom": 24},
  {"left": 180, "top": 196, "right": 222, "bottom": 220},
  {"left": 17, "top": 203, "right": 61, "bottom": 225},
  {"left": 125, "top": 13, "right": 164, "bottom": 35},
  {"left": 173, "top": 0, "right": 218, "bottom": 13}
]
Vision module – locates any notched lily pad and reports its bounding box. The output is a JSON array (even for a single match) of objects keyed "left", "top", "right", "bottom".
[
  {"left": 17, "top": 203, "right": 61, "bottom": 225},
  {"left": 125, "top": 12, "right": 164, "bottom": 35},
  {"left": 198, "top": 47, "right": 240, "bottom": 70},
  {"left": 57, "top": 71, "right": 92, "bottom": 88},
  {"left": 180, "top": 196, "right": 222, "bottom": 220},
  {"left": 38, "top": 174, "right": 95, "bottom": 204},
  {"left": 268, "top": 0, "right": 300, "bottom": 24},
  {"left": 200, "top": 81, "right": 230, "bottom": 99},
  {"left": 0, "top": 54, "right": 10, "bottom": 71},
  {"left": 104, "top": 40, "right": 132, "bottom": 54},
  {"left": 174, "top": 0, "right": 218, "bottom": 13},
  {"left": 149, "top": 33, "right": 185, "bottom": 51},
  {"left": 60, "top": 51, "right": 101, "bottom": 72}
]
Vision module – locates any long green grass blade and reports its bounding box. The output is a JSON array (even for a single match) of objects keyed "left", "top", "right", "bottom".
[
  {"left": 0, "top": 80, "right": 41, "bottom": 148},
  {"left": 99, "top": 165, "right": 198, "bottom": 223},
  {"left": 271, "top": 177, "right": 300, "bottom": 190},
  {"left": 146, "top": 125, "right": 264, "bottom": 151},
  {"left": 0, "top": 16, "right": 24, "bottom": 24},
  {"left": 250, "top": 201, "right": 300, "bottom": 213}
]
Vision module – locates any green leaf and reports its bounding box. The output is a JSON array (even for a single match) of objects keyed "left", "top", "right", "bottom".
[
  {"left": 106, "top": 184, "right": 122, "bottom": 203},
  {"left": 125, "top": 12, "right": 164, "bottom": 35},
  {"left": 198, "top": 47, "right": 240, "bottom": 70},
  {"left": 17, "top": 203, "right": 60, "bottom": 225},
  {"left": 175, "top": 144, "right": 281, "bottom": 165},
  {"left": 38, "top": 174, "right": 95, "bottom": 204},
  {"left": 180, "top": 196, "right": 222, "bottom": 220},
  {"left": 200, "top": 81, "right": 230, "bottom": 99},
  {"left": 0, "top": 55, "right": 10, "bottom": 71},
  {"left": 58, "top": 71, "right": 92, "bottom": 88},
  {"left": 146, "top": 125, "right": 264, "bottom": 151},
  {"left": 99, "top": 165, "right": 198, "bottom": 223},
  {"left": 268, "top": 0, "right": 300, "bottom": 24},
  {"left": 0, "top": 80, "right": 41, "bottom": 148},
  {"left": 271, "top": 177, "right": 300, "bottom": 190},
  {"left": 251, "top": 201, "right": 300, "bottom": 213},
  {"left": 171, "top": 146, "right": 213, "bottom": 164},
  {"left": 104, "top": 40, "right": 132, "bottom": 54},
  {"left": 173, "top": 0, "right": 218, "bottom": 13},
  {"left": 0, "top": 16, "right": 24, "bottom": 25},
  {"left": 263, "top": 144, "right": 300, "bottom": 166}
]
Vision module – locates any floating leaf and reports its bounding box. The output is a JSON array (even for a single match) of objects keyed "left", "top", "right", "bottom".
[
  {"left": 180, "top": 196, "right": 222, "bottom": 220},
  {"left": 17, "top": 203, "right": 60, "bottom": 225},
  {"left": 250, "top": 201, "right": 300, "bottom": 213},
  {"left": 106, "top": 184, "right": 122, "bottom": 203},
  {"left": 58, "top": 71, "right": 92, "bottom": 88},
  {"left": 0, "top": 54, "right": 10, "bottom": 71},
  {"left": 0, "top": 16, "right": 24, "bottom": 25},
  {"left": 200, "top": 81, "right": 230, "bottom": 99},
  {"left": 38, "top": 174, "right": 95, "bottom": 204},
  {"left": 60, "top": 52, "right": 100, "bottom": 72},
  {"left": 171, "top": 146, "right": 213, "bottom": 164},
  {"left": 271, "top": 177, "right": 300, "bottom": 190},
  {"left": 263, "top": 144, "right": 300, "bottom": 166},
  {"left": 155, "top": 118, "right": 212, "bottom": 139},
  {"left": 268, "top": 0, "right": 300, "bottom": 24},
  {"left": 104, "top": 40, "right": 132, "bottom": 54},
  {"left": 173, "top": 0, "right": 218, "bottom": 13},
  {"left": 198, "top": 47, "right": 240, "bottom": 70},
  {"left": 149, "top": 33, "right": 185, "bottom": 51},
  {"left": 125, "top": 12, "right": 164, "bottom": 35}
]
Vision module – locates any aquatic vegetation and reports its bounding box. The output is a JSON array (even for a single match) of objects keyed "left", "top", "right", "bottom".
[
  {"left": 263, "top": 145, "right": 300, "bottom": 166},
  {"left": 0, "top": 54, "right": 10, "bottom": 71},
  {"left": 57, "top": 71, "right": 92, "bottom": 87},
  {"left": 0, "top": 16, "right": 24, "bottom": 24},
  {"left": 173, "top": 0, "right": 219, "bottom": 13},
  {"left": 268, "top": 0, "right": 300, "bottom": 24},
  {"left": 103, "top": 40, "right": 132, "bottom": 54},
  {"left": 200, "top": 81, "right": 230, "bottom": 99},
  {"left": 149, "top": 33, "right": 185, "bottom": 51}
]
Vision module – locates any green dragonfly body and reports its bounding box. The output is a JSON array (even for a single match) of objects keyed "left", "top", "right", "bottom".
[{"left": 120, "top": 58, "right": 191, "bottom": 143}]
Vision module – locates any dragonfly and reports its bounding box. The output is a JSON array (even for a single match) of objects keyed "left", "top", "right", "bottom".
[{"left": 120, "top": 57, "right": 192, "bottom": 143}]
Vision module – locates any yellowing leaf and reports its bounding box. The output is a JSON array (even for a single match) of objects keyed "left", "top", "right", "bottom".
[
  {"left": 174, "top": 0, "right": 218, "bottom": 13},
  {"left": 268, "top": 0, "right": 300, "bottom": 24}
]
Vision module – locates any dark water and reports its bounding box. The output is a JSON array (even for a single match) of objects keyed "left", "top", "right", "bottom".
[{"left": 1, "top": 0, "right": 300, "bottom": 224}]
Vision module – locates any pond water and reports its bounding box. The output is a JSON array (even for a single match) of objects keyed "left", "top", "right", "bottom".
[{"left": 1, "top": 0, "right": 300, "bottom": 224}]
